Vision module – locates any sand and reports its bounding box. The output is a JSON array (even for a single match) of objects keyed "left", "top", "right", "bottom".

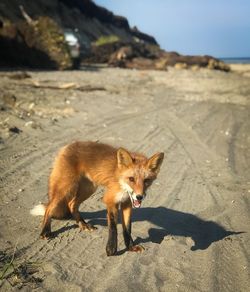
[
  {"left": 0, "top": 66, "right": 249, "bottom": 291},
  {"left": 230, "top": 63, "right": 250, "bottom": 77}
]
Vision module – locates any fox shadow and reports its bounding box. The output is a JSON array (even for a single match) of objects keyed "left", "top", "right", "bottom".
[{"left": 78, "top": 206, "right": 243, "bottom": 251}]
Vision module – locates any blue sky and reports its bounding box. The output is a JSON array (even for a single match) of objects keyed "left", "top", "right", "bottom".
[{"left": 95, "top": 0, "right": 250, "bottom": 58}]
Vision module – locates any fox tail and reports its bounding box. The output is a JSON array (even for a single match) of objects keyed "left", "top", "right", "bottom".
[{"left": 30, "top": 203, "right": 46, "bottom": 216}]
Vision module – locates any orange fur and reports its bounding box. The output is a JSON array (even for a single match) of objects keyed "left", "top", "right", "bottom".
[{"left": 38, "top": 141, "right": 164, "bottom": 255}]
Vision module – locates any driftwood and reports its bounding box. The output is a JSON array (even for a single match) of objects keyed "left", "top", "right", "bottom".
[
  {"left": 19, "top": 5, "right": 35, "bottom": 25},
  {"left": 22, "top": 81, "right": 106, "bottom": 92},
  {"left": 85, "top": 41, "right": 230, "bottom": 72}
]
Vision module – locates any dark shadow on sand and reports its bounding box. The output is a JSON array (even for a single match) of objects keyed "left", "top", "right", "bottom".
[
  {"left": 78, "top": 207, "right": 243, "bottom": 251},
  {"left": 131, "top": 207, "right": 244, "bottom": 250},
  {"left": 50, "top": 223, "right": 79, "bottom": 239},
  {"left": 50, "top": 207, "right": 243, "bottom": 251}
]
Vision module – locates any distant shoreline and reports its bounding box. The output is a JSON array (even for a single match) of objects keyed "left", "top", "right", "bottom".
[{"left": 220, "top": 57, "right": 250, "bottom": 64}]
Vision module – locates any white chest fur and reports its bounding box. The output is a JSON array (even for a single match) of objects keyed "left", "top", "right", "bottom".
[{"left": 115, "top": 191, "right": 130, "bottom": 203}]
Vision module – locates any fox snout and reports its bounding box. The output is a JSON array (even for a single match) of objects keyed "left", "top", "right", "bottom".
[
  {"left": 136, "top": 194, "right": 143, "bottom": 201},
  {"left": 132, "top": 181, "right": 145, "bottom": 198}
]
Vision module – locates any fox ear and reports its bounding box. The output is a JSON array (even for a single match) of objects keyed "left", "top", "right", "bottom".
[
  {"left": 147, "top": 152, "right": 164, "bottom": 174},
  {"left": 117, "top": 148, "right": 133, "bottom": 168}
]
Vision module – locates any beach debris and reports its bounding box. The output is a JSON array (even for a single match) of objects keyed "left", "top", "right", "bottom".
[
  {"left": 21, "top": 80, "right": 106, "bottom": 92},
  {"left": 175, "top": 62, "right": 188, "bottom": 69},
  {"left": 29, "top": 103, "right": 35, "bottom": 110},
  {"left": 51, "top": 117, "right": 58, "bottom": 123},
  {"left": 59, "top": 83, "right": 76, "bottom": 89},
  {"left": 9, "top": 127, "right": 22, "bottom": 134},
  {"left": 77, "top": 85, "right": 106, "bottom": 92},
  {"left": 0, "top": 93, "right": 17, "bottom": 108},
  {"left": 24, "top": 121, "right": 40, "bottom": 129},
  {"left": 26, "top": 81, "right": 76, "bottom": 90},
  {"left": 7, "top": 72, "right": 31, "bottom": 80},
  {"left": 85, "top": 41, "right": 230, "bottom": 72}
]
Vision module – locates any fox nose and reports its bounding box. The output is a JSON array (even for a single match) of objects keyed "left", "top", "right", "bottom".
[{"left": 136, "top": 195, "right": 143, "bottom": 201}]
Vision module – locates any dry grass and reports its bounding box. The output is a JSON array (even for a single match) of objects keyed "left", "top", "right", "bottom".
[{"left": 0, "top": 245, "right": 43, "bottom": 289}]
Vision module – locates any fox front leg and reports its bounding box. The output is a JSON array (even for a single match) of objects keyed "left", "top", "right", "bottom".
[
  {"left": 106, "top": 206, "right": 118, "bottom": 256},
  {"left": 121, "top": 201, "right": 144, "bottom": 253}
]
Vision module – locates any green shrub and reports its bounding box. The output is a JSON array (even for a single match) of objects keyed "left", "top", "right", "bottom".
[{"left": 94, "top": 35, "right": 120, "bottom": 46}]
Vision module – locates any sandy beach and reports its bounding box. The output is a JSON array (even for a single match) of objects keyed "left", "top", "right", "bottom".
[
  {"left": 229, "top": 64, "right": 250, "bottom": 77},
  {"left": 0, "top": 66, "right": 249, "bottom": 291}
]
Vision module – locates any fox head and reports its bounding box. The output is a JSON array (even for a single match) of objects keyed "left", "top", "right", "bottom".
[{"left": 117, "top": 148, "right": 164, "bottom": 208}]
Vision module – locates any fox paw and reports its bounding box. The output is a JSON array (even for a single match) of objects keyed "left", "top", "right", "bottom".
[
  {"left": 129, "top": 245, "right": 145, "bottom": 253},
  {"left": 106, "top": 245, "right": 117, "bottom": 256},
  {"left": 40, "top": 231, "right": 51, "bottom": 240}
]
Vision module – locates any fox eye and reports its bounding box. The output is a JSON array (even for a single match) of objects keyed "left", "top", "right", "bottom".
[
  {"left": 128, "top": 177, "right": 135, "bottom": 182},
  {"left": 144, "top": 178, "right": 151, "bottom": 185}
]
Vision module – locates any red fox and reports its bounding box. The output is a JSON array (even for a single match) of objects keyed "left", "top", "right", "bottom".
[{"left": 31, "top": 141, "right": 164, "bottom": 256}]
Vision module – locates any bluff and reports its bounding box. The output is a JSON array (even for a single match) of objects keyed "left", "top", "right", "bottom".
[{"left": 0, "top": 0, "right": 229, "bottom": 71}]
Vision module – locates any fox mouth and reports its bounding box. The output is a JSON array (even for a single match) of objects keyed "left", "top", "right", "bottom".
[
  {"left": 129, "top": 194, "right": 142, "bottom": 208},
  {"left": 132, "top": 199, "right": 142, "bottom": 208}
]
